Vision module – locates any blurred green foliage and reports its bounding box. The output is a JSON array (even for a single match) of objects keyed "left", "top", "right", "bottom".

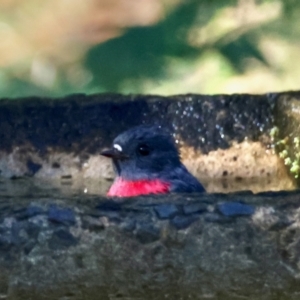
[
  {"left": 1, "top": 0, "right": 300, "bottom": 98},
  {"left": 86, "top": 0, "right": 205, "bottom": 92}
]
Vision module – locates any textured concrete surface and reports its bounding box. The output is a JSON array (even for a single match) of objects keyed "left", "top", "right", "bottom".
[
  {"left": 0, "top": 92, "right": 298, "bottom": 193},
  {"left": 2, "top": 92, "right": 300, "bottom": 300},
  {"left": 0, "top": 187, "right": 299, "bottom": 299}
]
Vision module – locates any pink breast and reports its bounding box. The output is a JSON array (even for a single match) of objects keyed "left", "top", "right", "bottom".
[{"left": 107, "top": 177, "right": 170, "bottom": 197}]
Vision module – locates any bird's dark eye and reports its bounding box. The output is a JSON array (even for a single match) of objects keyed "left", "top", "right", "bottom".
[{"left": 137, "top": 144, "right": 150, "bottom": 156}]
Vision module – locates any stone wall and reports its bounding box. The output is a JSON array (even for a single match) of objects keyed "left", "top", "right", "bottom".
[
  {"left": 1, "top": 92, "right": 300, "bottom": 299},
  {"left": 0, "top": 192, "right": 299, "bottom": 299},
  {"left": 1, "top": 92, "right": 300, "bottom": 193}
]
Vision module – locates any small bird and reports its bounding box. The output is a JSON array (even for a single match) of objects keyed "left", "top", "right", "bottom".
[{"left": 100, "top": 125, "right": 205, "bottom": 197}]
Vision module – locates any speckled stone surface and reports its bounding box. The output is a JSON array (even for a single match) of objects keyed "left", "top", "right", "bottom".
[
  {"left": 0, "top": 93, "right": 275, "bottom": 153},
  {"left": 1, "top": 92, "right": 300, "bottom": 299},
  {"left": 0, "top": 187, "right": 300, "bottom": 299},
  {"left": 0, "top": 92, "right": 297, "bottom": 192}
]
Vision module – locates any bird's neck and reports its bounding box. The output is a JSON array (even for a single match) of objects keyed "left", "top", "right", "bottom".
[{"left": 107, "top": 177, "right": 170, "bottom": 197}]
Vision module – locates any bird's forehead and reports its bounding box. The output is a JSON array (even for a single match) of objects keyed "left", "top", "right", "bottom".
[
  {"left": 114, "top": 131, "right": 154, "bottom": 146},
  {"left": 113, "top": 126, "right": 172, "bottom": 150},
  {"left": 113, "top": 144, "right": 123, "bottom": 152},
  {"left": 113, "top": 135, "right": 144, "bottom": 151}
]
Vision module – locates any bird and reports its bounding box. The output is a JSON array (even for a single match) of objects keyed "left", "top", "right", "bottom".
[{"left": 100, "top": 125, "right": 205, "bottom": 197}]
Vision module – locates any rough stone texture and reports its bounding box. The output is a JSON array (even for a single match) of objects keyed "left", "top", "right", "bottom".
[
  {"left": 0, "top": 93, "right": 274, "bottom": 153},
  {"left": 2, "top": 92, "right": 300, "bottom": 299},
  {"left": 0, "top": 92, "right": 298, "bottom": 193},
  {"left": 0, "top": 188, "right": 299, "bottom": 299},
  {"left": 182, "top": 141, "right": 293, "bottom": 193},
  {"left": 274, "top": 92, "right": 300, "bottom": 185}
]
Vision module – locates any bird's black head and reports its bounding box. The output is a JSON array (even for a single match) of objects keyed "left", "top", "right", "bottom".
[{"left": 101, "top": 125, "right": 181, "bottom": 180}]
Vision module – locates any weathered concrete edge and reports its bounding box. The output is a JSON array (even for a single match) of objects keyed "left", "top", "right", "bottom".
[
  {"left": 1, "top": 192, "right": 300, "bottom": 299},
  {"left": 1, "top": 91, "right": 299, "bottom": 192}
]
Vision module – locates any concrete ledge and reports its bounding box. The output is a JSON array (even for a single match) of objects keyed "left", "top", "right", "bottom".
[
  {"left": 0, "top": 92, "right": 299, "bottom": 193},
  {"left": 1, "top": 92, "right": 300, "bottom": 299},
  {"left": 0, "top": 190, "right": 300, "bottom": 299}
]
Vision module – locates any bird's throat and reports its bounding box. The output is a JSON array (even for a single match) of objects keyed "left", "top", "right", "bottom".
[{"left": 107, "top": 177, "right": 170, "bottom": 197}]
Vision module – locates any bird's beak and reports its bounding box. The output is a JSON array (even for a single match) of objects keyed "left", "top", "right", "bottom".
[{"left": 100, "top": 148, "right": 128, "bottom": 160}]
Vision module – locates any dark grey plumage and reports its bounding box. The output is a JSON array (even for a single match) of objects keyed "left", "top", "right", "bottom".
[{"left": 102, "top": 125, "right": 205, "bottom": 193}]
